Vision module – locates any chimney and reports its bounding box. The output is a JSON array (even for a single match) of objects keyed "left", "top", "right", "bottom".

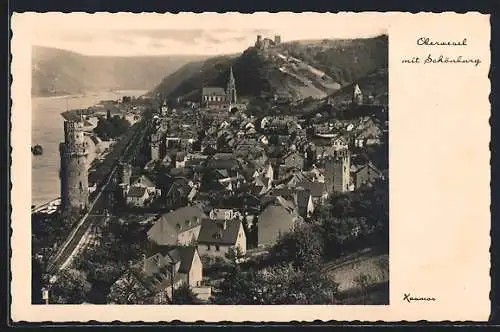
[{"left": 142, "top": 254, "right": 147, "bottom": 273}]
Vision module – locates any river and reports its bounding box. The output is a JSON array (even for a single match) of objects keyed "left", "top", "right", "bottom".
[{"left": 31, "top": 90, "right": 148, "bottom": 206}]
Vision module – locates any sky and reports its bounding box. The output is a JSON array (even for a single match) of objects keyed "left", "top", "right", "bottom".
[{"left": 20, "top": 12, "right": 388, "bottom": 56}]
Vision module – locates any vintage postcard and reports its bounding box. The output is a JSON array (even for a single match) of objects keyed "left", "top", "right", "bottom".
[{"left": 10, "top": 12, "right": 490, "bottom": 322}]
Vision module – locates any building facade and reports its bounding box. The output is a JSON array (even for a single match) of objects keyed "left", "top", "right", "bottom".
[{"left": 59, "top": 120, "right": 89, "bottom": 212}]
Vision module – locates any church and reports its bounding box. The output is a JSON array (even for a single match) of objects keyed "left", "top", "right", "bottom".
[{"left": 201, "top": 66, "right": 237, "bottom": 109}]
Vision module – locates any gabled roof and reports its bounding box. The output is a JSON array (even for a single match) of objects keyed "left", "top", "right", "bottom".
[
  {"left": 254, "top": 175, "right": 270, "bottom": 188},
  {"left": 295, "top": 180, "right": 327, "bottom": 198},
  {"left": 169, "top": 246, "right": 197, "bottom": 274},
  {"left": 258, "top": 205, "right": 297, "bottom": 245},
  {"left": 268, "top": 187, "right": 296, "bottom": 202},
  {"left": 206, "top": 158, "right": 240, "bottom": 170},
  {"left": 282, "top": 151, "right": 304, "bottom": 163},
  {"left": 127, "top": 186, "right": 148, "bottom": 198},
  {"left": 132, "top": 175, "right": 156, "bottom": 188},
  {"left": 129, "top": 246, "right": 198, "bottom": 293},
  {"left": 260, "top": 195, "right": 296, "bottom": 212},
  {"left": 355, "top": 162, "right": 383, "bottom": 176},
  {"left": 296, "top": 189, "right": 312, "bottom": 209},
  {"left": 202, "top": 87, "right": 226, "bottom": 96},
  {"left": 147, "top": 206, "right": 207, "bottom": 246},
  {"left": 197, "top": 219, "right": 242, "bottom": 246}
]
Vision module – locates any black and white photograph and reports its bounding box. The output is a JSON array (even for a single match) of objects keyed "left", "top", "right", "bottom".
[{"left": 29, "top": 13, "right": 389, "bottom": 306}]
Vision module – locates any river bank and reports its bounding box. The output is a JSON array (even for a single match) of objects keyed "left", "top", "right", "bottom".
[{"left": 32, "top": 90, "right": 147, "bottom": 206}]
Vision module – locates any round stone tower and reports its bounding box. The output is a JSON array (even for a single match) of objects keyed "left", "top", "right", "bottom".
[{"left": 59, "top": 120, "right": 89, "bottom": 212}]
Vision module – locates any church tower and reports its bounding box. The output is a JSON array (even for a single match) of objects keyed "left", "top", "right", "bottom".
[
  {"left": 59, "top": 120, "right": 89, "bottom": 212},
  {"left": 352, "top": 84, "right": 363, "bottom": 106},
  {"left": 324, "top": 148, "right": 351, "bottom": 194},
  {"left": 150, "top": 133, "right": 161, "bottom": 161},
  {"left": 118, "top": 162, "right": 133, "bottom": 185},
  {"left": 160, "top": 99, "right": 168, "bottom": 116},
  {"left": 226, "top": 66, "right": 237, "bottom": 104}
]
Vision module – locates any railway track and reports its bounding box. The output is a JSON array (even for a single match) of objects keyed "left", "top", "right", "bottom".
[{"left": 46, "top": 120, "right": 147, "bottom": 276}]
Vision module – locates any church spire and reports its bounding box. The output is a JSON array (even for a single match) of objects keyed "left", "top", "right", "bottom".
[
  {"left": 226, "top": 66, "right": 237, "bottom": 104},
  {"left": 229, "top": 66, "right": 235, "bottom": 83}
]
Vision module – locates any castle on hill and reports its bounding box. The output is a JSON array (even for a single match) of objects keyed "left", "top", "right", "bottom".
[{"left": 254, "top": 34, "right": 282, "bottom": 50}]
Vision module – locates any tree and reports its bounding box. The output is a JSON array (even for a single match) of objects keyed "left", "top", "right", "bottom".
[
  {"left": 257, "top": 264, "right": 339, "bottom": 304},
  {"left": 212, "top": 266, "right": 261, "bottom": 304},
  {"left": 225, "top": 246, "right": 245, "bottom": 265},
  {"left": 107, "top": 270, "right": 152, "bottom": 304},
  {"left": 213, "top": 263, "right": 339, "bottom": 305},
  {"left": 269, "top": 223, "right": 324, "bottom": 270},
  {"left": 49, "top": 269, "right": 91, "bottom": 304},
  {"left": 172, "top": 283, "right": 199, "bottom": 304}
]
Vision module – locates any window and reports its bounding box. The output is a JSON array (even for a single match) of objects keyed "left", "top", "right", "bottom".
[
  {"left": 79, "top": 181, "right": 82, "bottom": 189},
  {"left": 215, "top": 245, "right": 220, "bottom": 252},
  {"left": 207, "top": 245, "right": 211, "bottom": 251}
]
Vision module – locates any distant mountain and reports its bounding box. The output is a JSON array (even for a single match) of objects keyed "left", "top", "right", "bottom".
[
  {"left": 32, "top": 46, "right": 208, "bottom": 97},
  {"left": 153, "top": 35, "right": 388, "bottom": 103}
]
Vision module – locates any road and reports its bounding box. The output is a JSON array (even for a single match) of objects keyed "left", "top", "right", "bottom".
[{"left": 46, "top": 121, "right": 147, "bottom": 275}]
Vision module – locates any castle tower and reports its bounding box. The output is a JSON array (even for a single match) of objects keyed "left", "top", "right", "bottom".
[
  {"left": 353, "top": 84, "right": 363, "bottom": 106},
  {"left": 274, "top": 35, "right": 281, "bottom": 45},
  {"left": 226, "top": 66, "right": 237, "bottom": 104},
  {"left": 324, "top": 148, "right": 351, "bottom": 194},
  {"left": 255, "top": 35, "right": 262, "bottom": 49},
  {"left": 59, "top": 120, "right": 89, "bottom": 212}
]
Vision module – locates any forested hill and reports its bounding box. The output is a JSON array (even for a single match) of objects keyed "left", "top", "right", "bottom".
[
  {"left": 32, "top": 46, "right": 208, "bottom": 97},
  {"left": 153, "top": 34, "right": 388, "bottom": 102}
]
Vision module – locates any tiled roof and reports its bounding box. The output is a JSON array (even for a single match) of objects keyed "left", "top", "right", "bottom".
[
  {"left": 202, "top": 87, "right": 226, "bottom": 96},
  {"left": 132, "top": 175, "right": 156, "bottom": 188},
  {"left": 296, "top": 189, "right": 312, "bottom": 209},
  {"left": 127, "top": 186, "right": 147, "bottom": 198},
  {"left": 129, "top": 246, "right": 197, "bottom": 293},
  {"left": 206, "top": 158, "right": 240, "bottom": 170},
  {"left": 147, "top": 206, "right": 206, "bottom": 246},
  {"left": 197, "top": 219, "right": 241, "bottom": 246},
  {"left": 295, "top": 180, "right": 327, "bottom": 198},
  {"left": 258, "top": 205, "right": 296, "bottom": 246}
]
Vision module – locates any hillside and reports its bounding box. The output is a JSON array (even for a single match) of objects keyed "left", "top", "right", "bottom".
[
  {"left": 32, "top": 46, "right": 207, "bottom": 97},
  {"left": 278, "top": 35, "right": 388, "bottom": 87},
  {"left": 328, "top": 67, "right": 388, "bottom": 106},
  {"left": 153, "top": 35, "right": 388, "bottom": 103}
]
